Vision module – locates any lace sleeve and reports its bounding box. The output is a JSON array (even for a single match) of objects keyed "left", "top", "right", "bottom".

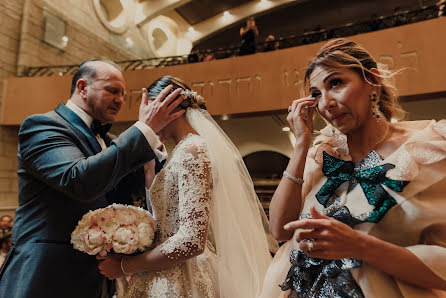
[{"left": 160, "top": 141, "right": 213, "bottom": 260}]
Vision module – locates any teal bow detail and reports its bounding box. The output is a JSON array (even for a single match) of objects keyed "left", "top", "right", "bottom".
[{"left": 316, "top": 151, "right": 409, "bottom": 223}]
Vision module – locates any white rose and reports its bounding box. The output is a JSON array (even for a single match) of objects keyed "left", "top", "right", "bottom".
[
  {"left": 78, "top": 210, "right": 94, "bottom": 227},
  {"left": 92, "top": 207, "right": 115, "bottom": 225},
  {"left": 137, "top": 222, "right": 155, "bottom": 250},
  {"left": 71, "top": 229, "right": 86, "bottom": 252},
  {"left": 71, "top": 211, "right": 96, "bottom": 252},
  {"left": 114, "top": 208, "right": 137, "bottom": 226},
  {"left": 112, "top": 226, "right": 139, "bottom": 254}
]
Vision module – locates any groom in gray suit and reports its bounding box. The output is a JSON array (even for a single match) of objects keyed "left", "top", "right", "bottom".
[{"left": 0, "top": 59, "right": 184, "bottom": 298}]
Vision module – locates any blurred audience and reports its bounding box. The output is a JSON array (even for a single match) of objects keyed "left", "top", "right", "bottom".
[
  {"left": 0, "top": 232, "right": 12, "bottom": 268},
  {"left": 438, "top": 0, "right": 446, "bottom": 16},
  {"left": 0, "top": 215, "right": 12, "bottom": 268},
  {"left": 392, "top": 7, "right": 409, "bottom": 26},
  {"left": 203, "top": 53, "right": 215, "bottom": 62},
  {"left": 0, "top": 215, "right": 12, "bottom": 239},
  {"left": 239, "top": 16, "right": 259, "bottom": 56},
  {"left": 367, "top": 14, "right": 385, "bottom": 31},
  {"left": 202, "top": 49, "right": 216, "bottom": 62},
  {"left": 263, "top": 35, "right": 280, "bottom": 52},
  {"left": 188, "top": 52, "right": 199, "bottom": 63}
]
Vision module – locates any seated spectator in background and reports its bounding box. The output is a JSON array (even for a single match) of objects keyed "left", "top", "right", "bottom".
[
  {"left": 203, "top": 52, "right": 215, "bottom": 62},
  {"left": 201, "top": 49, "right": 215, "bottom": 62},
  {"left": 0, "top": 232, "right": 12, "bottom": 268},
  {"left": 301, "top": 29, "right": 311, "bottom": 45},
  {"left": 367, "top": 14, "right": 386, "bottom": 31},
  {"left": 239, "top": 16, "right": 259, "bottom": 56},
  {"left": 326, "top": 29, "right": 336, "bottom": 39},
  {"left": 392, "top": 7, "right": 408, "bottom": 26},
  {"left": 0, "top": 215, "right": 12, "bottom": 239},
  {"left": 309, "top": 26, "right": 322, "bottom": 43},
  {"left": 438, "top": 0, "right": 446, "bottom": 16},
  {"left": 263, "top": 35, "right": 280, "bottom": 52},
  {"left": 187, "top": 52, "right": 199, "bottom": 63}
]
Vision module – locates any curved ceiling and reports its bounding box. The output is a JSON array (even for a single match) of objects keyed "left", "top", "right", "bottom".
[
  {"left": 107, "top": 0, "right": 437, "bottom": 58},
  {"left": 175, "top": 0, "right": 254, "bottom": 25},
  {"left": 94, "top": 0, "right": 297, "bottom": 57}
]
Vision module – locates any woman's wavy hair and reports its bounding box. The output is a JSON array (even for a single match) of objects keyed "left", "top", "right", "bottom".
[
  {"left": 147, "top": 76, "right": 207, "bottom": 110},
  {"left": 304, "top": 38, "right": 405, "bottom": 120}
]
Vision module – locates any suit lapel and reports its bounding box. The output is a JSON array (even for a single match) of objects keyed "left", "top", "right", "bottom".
[{"left": 55, "top": 104, "right": 103, "bottom": 154}]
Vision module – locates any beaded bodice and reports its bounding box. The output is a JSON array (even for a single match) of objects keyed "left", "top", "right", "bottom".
[
  {"left": 150, "top": 134, "right": 213, "bottom": 259},
  {"left": 124, "top": 134, "right": 217, "bottom": 298}
]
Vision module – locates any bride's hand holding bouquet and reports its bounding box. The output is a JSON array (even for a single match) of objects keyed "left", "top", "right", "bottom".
[{"left": 70, "top": 204, "right": 157, "bottom": 279}]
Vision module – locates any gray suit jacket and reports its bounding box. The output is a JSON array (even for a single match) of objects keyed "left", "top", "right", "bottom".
[{"left": 0, "top": 104, "right": 155, "bottom": 298}]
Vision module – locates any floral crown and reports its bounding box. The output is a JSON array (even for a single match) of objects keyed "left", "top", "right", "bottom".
[
  {"left": 181, "top": 89, "right": 199, "bottom": 100},
  {"left": 180, "top": 89, "right": 206, "bottom": 109}
]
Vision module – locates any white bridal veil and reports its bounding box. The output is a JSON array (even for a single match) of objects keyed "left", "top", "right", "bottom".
[{"left": 186, "top": 108, "right": 273, "bottom": 298}]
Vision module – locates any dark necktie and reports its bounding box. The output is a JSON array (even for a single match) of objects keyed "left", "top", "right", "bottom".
[{"left": 90, "top": 120, "right": 112, "bottom": 139}]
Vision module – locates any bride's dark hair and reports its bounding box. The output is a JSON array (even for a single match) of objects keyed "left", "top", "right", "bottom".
[{"left": 147, "top": 76, "right": 207, "bottom": 110}]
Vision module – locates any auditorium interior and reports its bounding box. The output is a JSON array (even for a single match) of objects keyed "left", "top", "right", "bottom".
[{"left": 1, "top": 0, "right": 445, "bottom": 217}]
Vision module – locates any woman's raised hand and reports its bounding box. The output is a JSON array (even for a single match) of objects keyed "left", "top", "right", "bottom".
[{"left": 286, "top": 96, "right": 317, "bottom": 145}]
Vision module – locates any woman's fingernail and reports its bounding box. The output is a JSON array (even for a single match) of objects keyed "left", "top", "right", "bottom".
[{"left": 284, "top": 224, "right": 289, "bottom": 230}]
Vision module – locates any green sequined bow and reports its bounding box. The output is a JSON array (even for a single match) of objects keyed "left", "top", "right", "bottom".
[{"left": 316, "top": 151, "right": 409, "bottom": 223}]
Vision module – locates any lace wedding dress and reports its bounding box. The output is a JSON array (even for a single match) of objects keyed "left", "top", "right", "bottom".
[
  {"left": 125, "top": 134, "right": 218, "bottom": 297},
  {"left": 123, "top": 108, "right": 272, "bottom": 298}
]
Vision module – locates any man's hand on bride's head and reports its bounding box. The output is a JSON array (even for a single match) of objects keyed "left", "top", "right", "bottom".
[
  {"left": 139, "top": 86, "right": 185, "bottom": 133},
  {"left": 97, "top": 253, "right": 125, "bottom": 280}
]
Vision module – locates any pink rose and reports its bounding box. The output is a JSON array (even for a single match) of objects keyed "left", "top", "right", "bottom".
[{"left": 83, "top": 226, "right": 106, "bottom": 255}]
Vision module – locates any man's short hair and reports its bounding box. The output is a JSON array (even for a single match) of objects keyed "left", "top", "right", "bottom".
[
  {"left": 0, "top": 215, "right": 12, "bottom": 221},
  {"left": 70, "top": 59, "right": 121, "bottom": 96}
]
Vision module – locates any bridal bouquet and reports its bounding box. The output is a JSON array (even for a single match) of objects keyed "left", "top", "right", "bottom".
[{"left": 71, "top": 204, "right": 156, "bottom": 256}]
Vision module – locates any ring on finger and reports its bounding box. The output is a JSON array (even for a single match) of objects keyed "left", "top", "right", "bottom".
[{"left": 307, "top": 239, "right": 314, "bottom": 252}]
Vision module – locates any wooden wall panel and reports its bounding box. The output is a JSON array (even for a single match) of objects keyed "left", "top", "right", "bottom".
[{"left": 2, "top": 17, "right": 446, "bottom": 125}]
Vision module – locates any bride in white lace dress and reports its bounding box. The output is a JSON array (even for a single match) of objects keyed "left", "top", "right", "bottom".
[{"left": 98, "top": 76, "right": 274, "bottom": 298}]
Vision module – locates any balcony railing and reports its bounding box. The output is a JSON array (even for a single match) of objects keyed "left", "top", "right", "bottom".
[{"left": 19, "top": 5, "right": 440, "bottom": 77}]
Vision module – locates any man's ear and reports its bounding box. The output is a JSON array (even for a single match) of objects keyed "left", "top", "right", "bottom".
[{"left": 76, "top": 79, "right": 88, "bottom": 99}]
